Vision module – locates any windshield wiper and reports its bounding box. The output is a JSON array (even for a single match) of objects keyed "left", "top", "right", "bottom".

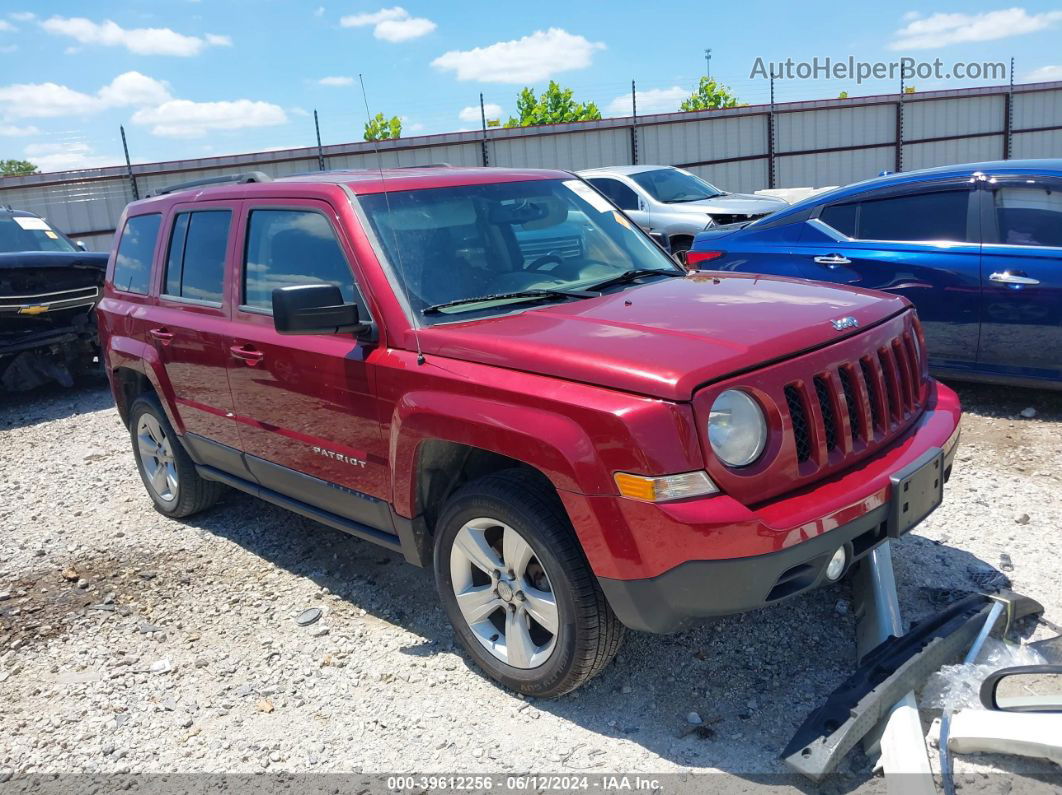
[
  {"left": 422, "top": 287, "right": 599, "bottom": 315},
  {"left": 583, "top": 267, "right": 684, "bottom": 292}
]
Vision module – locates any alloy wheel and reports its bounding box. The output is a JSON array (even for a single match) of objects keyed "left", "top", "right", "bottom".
[
  {"left": 136, "top": 414, "right": 178, "bottom": 504},
  {"left": 449, "top": 517, "right": 559, "bottom": 669}
]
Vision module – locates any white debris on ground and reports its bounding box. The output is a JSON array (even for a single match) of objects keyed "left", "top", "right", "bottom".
[{"left": 1, "top": 375, "right": 1060, "bottom": 787}]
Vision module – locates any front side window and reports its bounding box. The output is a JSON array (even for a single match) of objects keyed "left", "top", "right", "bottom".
[
  {"left": 855, "top": 190, "right": 969, "bottom": 242},
  {"left": 359, "top": 178, "right": 681, "bottom": 323},
  {"left": 0, "top": 214, "right": 78, "bottom": 253},
  {"left": 628, "top": 168, "right": 723, "bottom": 203},
  {"left": 163, "top": 210, "right": 230, "bottom": 303},
  {"left": 586, "top": 178, "right": 639, "bottom": 211},
  {"left": 993, "top": 185, "right": 1062, "bottom": 247},
  {"left": 113, "top": 214, "right": 162, "bottom": 295},
  {"left": 243, "top": 209, "right": 355, "bottom": 310}
]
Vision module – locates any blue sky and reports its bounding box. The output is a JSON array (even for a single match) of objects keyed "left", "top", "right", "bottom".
[{"left": 1, "top": 1, "right": 1061, "bottom": 173}]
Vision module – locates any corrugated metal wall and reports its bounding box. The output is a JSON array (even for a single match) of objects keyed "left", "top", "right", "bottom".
[{"left": 3, "top": 82, "right": 1061, "bottom": 251}]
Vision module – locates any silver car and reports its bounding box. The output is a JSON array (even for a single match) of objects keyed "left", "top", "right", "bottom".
[{"left": 577, "top": 165, "right": 788, "bottom": 254}]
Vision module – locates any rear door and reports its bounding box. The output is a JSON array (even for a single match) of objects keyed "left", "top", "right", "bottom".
[
  {"left": 795, "top": 183, "right": 982, "bottom": 369},
  {"left": 150, "top": 203, "right": 243, "bottom": 457},
  {"left": 976, "top": 176, "right": 1062, "bottom": 382},
  {"left": 226, "top": 200, "right": 392, "bottom": 530}
]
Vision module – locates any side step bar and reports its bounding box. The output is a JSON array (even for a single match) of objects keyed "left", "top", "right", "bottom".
[{"left": 196, "top": 464, "right": 404, "bottom": 555}]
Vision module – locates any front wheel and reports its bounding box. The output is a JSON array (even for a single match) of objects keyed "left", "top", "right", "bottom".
[{"left": 433, "top": 470, "right": 624, "bottom": 698}]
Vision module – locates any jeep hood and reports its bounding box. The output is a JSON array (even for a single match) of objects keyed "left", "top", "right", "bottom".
[{"left": 416, "top": 273, "right": 910, "bottom": 401}]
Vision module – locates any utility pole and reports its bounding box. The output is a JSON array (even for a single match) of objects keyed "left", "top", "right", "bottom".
[
  {"left": 119, "top": 125, "right": 139, "bottom": 201},
  {"left": 704, "top": 48, "right": 711, "bottom": 76},
  {"left": 313, "top": 109, "right": 326, "bottom": 171},
  {"left": 479, "top": 93, "right": 490, "bottom": 167}
]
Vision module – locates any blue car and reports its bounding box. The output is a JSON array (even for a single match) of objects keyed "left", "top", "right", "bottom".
[{"left": 689, "top": 160, "right": 1062, "bottom": 390}]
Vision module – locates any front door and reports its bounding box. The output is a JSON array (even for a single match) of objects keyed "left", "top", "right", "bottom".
[
  {"left": 225, "top": 200, "right": 391, "bottom": 530},
  {"left": 977, "top": 177, "right": 1062, "bottom": 382}
]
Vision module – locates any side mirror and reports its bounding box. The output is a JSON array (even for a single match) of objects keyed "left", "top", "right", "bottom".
[
  {"left": 76, "top": 240, "right": 87, "bottom": 251},
  {"left": 980, "top": 665, "right": 1062, "bottom": 712},
  {"left": 272, "top": 284, "right": 369, "bottom": 336}
]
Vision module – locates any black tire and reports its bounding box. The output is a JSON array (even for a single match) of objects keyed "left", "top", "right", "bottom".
[
  {"left": 433, "top": 469, "right": 624, "bottom": 698},
  {"left": 128, "top": 394, "right": 223, "bottom": 519}
]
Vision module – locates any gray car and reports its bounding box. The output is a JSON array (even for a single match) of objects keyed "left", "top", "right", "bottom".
[{"left": 577, "top": 165, "right": 788, "bottom": 254}]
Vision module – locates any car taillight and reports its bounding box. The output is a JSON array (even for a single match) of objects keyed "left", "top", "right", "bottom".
[{"left": 686, "top": 250, "right": 725, "bottom": 267}]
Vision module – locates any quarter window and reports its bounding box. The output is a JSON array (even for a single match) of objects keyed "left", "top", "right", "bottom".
[
  {"left": 113, "top": 214, "right": 162, "bottom": 295},
  {"left": 163, "top": 210, "right": 230, "bottom": 303},
  {"left": 819, "top": 203, "right": 857, "bottom": 237},
  {"left": 993, "top": 185, "right": 1062, "bottom": 247},
  {"left": 243, "top": 209, "right": 356, "bottom": 310}
]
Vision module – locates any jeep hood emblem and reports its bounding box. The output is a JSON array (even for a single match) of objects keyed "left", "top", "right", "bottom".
[{"left": 830, "top": 316, "right": 859, "bottom": 331}]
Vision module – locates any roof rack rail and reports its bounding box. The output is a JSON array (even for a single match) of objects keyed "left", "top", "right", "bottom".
[
  {"left": 153, "top": 171, "right": 272, "bottom": 196},
  {"left": 393, "top": 163, "right": 454, "bottom": 169}
]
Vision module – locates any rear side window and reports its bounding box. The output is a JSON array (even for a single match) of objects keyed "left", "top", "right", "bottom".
[
  {"left": 243, "top": 209, "right": 355, "bottom": 310},
  {"left": 163, "top": 210, "right": 231, "bottom": 303},
  {"left": 587, "top": 178, "right": 639, "bottom": 211},
  {"left": 113, "top": 214, "right": 162, "bottom": 294},
  {"left": 993, "top": 185, "right": 1062, "bottom": 247},
  {"left": 856, "top": 190, "right": 969, "bottom": 242}
]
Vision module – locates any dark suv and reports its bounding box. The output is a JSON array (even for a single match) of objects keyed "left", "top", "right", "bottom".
[{"left": 99, "top": 168, "right": 961, "bottom": 696}]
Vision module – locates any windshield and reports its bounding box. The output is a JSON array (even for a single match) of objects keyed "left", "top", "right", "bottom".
[
  {"left": 0, "top": 215, "right": 78, "bottom": 254},
  {"left": 359, "top": 178, "right": 681, "bottom": 323},
  {"left": 629, "top": 168, "right": 723, "bottom": 203}
]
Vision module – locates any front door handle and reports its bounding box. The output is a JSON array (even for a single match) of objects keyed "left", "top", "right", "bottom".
[
  {"left": 813, "top": 254, "right": 852, "bottom": 267},
  {"left": 229, "top": 344, "right": 265, "bottom": 366},
  {"left": 989, "top": 270, "right": 1040, "bottom": 286},
  {"left": 149, "top": 327, "right": 174, "bottom": 345}
]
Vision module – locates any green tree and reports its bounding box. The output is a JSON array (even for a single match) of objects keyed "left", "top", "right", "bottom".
[
  {"left": 504, "top": 82, "right": 601, "bottom": 128},
  {"left": 838, "top": 90, "right": 849, "bottom": 99},
  {"left": 363, "top": 113, "right": 401, "bottom": 142},
  {"left": 680, "top": 77, "right": 740, "bottom": 111},
  {"left": 0, "top": 159, "right": 38, "bottom": 177}
]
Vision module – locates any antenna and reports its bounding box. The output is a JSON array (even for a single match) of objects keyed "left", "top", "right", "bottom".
[{"left": 359, "top": 73, "right": 425, "bottom": 366}]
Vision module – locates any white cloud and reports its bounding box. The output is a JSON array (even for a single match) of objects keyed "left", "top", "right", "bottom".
[
  {"left": 890, "top": 8, "right": 1062, "bottom": 49},
  {"left": 289, "top": 106, "right": 311, "bottom": 117},
  {"left": 9, "top": 12, "right": 35, "bottom": 23},
  {"left": 340, "top": 7, "right": 435, "bottom": 42},
  {"left": 318, "top": 76, "right": 354, "bottom": 86},
  {"left": 432, "top": 28, "right": 605, "bottom": 83},
  {"left": 458, "top": 103, "right": 502, "bottom": 123},
  {"left": 606, "top": 86, "right": 687, "bottom": 115},
  {"left": 0, "top": 20, "right": 14, "bottom": 32},
  {"left": 40, "top": 16, "right": 232, "bottom": 56},
  {"left": 1026, "top": 64, "right": 1062, "bottom": 81},
  {"left": 23, "top": 142, "right": 116, "bottom": 172},
  {"left": 131, "top": 99, "right": 288, "bottom": 138},
  {"left": 0, "top": 123, "right": 38, "bottom": 136},
  {"left": 0, "top": 72, "right": 171, "bottom": 118}
]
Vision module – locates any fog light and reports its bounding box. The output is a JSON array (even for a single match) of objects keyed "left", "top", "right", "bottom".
[{"left": 825, "top": 547, "right": 847, "bottom": 581}]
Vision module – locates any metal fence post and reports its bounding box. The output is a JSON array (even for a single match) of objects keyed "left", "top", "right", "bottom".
[
  {"left": 767, "top": 70, "right": 776, "bottom": 189},
  {"left": 314, "top": 110, "right": 326, "bottom": 171},
  {"left": 1004, "top": 57, "right": 1014, "bottom": 160},
  {"left": 896, "top": 71, "right": 905, "bottom": 173},
  {"left": 630, "top": 80, "right": 638, "bottom": 165},
  {"left": 119, "top": 126, "right": 139, "bottom": 201}
]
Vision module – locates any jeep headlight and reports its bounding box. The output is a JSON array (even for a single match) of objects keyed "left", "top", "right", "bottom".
[{"left": 708, "top": 390, "right": 767, "bottom": 467}]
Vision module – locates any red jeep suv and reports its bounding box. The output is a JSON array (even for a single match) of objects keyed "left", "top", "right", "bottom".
[{"left": 98, "top": 167, "right": 961, "bottom": 697}]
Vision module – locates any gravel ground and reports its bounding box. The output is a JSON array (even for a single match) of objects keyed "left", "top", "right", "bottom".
[{"left": 1, "top": 375, "right": 1060, "bottom": 789}]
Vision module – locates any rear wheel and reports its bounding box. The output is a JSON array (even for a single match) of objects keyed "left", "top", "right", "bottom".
[
  {"left": 434, "top": 470, "right": 624, "bottom": 697},
  {"left": 129, "top": 395, "right": 223, "bottom": 518}
]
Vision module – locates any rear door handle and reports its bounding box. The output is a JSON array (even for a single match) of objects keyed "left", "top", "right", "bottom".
[
  {"left": 229, "top": 344, "right": 265, "bottom": 366},
  {"left": 149, "top": 327, "right": 174, "bottom": 345},
  {"left": 989, "top": 270, "right": 1040, "bottom": 286},
  {"left": 813, "top": 254, "right": 852, "bottom": 267}
]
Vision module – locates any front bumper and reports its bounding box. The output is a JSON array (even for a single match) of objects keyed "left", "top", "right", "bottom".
[{"left": 581, "top": 386, "right": 961, "bottom": 634}]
